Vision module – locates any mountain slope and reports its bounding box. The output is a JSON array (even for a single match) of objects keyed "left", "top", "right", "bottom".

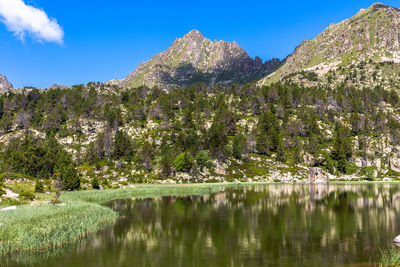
[
  {"left": 260, "top": 3, "right": 400, "bottom": 86},
  {"left": 123, "top": 30, "right": 281, "bottom": 89},
  {"left": 0, "top": 74, "right": 13, "bottom": 91}
]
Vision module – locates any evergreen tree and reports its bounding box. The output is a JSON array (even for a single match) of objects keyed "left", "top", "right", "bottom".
[
  {"left": 173, "top": 152, "right": 194, "bottom": 172},
  {"left": 112, "top": 130, "right": 135, "bottom": 160},
  {"left": 331, "top": 125, "right": 353, "bottom": 173}
]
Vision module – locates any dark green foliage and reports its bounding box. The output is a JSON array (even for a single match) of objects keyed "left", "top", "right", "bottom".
[
  {"left": 256, "top": 110, "right": 282, "bottom": 157},
  {"left": 195, "top": 150, "right": 211, "bottom": 170},
  {"left": 35, "top": 180, "right": 44, "bottom": 193},
  {"left": 56, "top": 163, "right": 80, "bottom": 191},
  {"left": 112, "top": 130, "right": 135, "bottom": 160},
  {"left": 138, "top": 142, "right": 154, "bottom": 171},
  {"left": 173, "top": 152, "right": 194, "bottom": 172},
  {"left": 91, "top": 177, "right": 100, "bottom": 189},
  {"left": 0, "top": 78, "right": 397, "bottom": 180},
  {"left": 0, "top": 188, "right": 5, "bottom": 196},
  {"left": 331, "top": 125, "right": 353, "bottom": 173},
  {"left": 208, "top": 121, "right": 228, "bottom": 160},
  {"left": 232, "top": 134, "right": 247, "bottom": 160},
  {"left": 2, "top": 134, "right": 80, "bottom": 190},
  {"left": 19, "top": 191, "right": 35, "bottom": 200},
  {"left": 160, "top": 147, "right": 175, "bottom": 178}
]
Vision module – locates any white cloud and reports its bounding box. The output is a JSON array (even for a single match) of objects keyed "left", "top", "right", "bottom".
[{"left": 0, "top": 0, "right": 63, "bottom": 43}]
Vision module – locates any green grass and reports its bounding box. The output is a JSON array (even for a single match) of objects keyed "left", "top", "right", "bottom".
[
  {"left": 60, "top": 183, "right": 248, "bottom": 203},
  {"left": 0, "top": 201, "right": 117, "bottom": 256},
  {"left": 5, "top": 181, "right": 34, "bottom": 194},
  {"left": 380, "top": 246, "right": 400, "bottom": 266}
]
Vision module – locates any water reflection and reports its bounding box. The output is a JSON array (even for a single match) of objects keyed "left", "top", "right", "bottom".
[{"left": 5, "top": 184, "right": 400, "bottom": 267}]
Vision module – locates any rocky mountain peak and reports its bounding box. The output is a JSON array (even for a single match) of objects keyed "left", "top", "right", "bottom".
[
  {"left": 182, "top": 29, "right": 205, "bottom": 40},
  {"left": 260, "top": 2, "right": 400, "bottom": 85},
  {"left": 0, "top": 74, "right": 13, "bottom": 91},
  {"left": 122, "top": 30, "right": 282, "bottom": 89},
  {"left": 369, "top": 2, "right": 391, "bottom": 10}
]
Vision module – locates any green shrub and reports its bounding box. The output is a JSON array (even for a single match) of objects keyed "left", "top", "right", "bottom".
[
  {"left": 91, "top": 178, "right": 100, "bottom": 189},
  {"left": 387, "top": 169, "right": 400, "bottom": 177},
  {"left": 19, "top": 191, "right": 35, "bottom": 200},
  {"left": 195, "top": 150, "right": 210, "bottom": 170},
  {"left": 35, "top": 180, "right": 44, "bottom": 193},
  {"left": 58, "top": 164, "right": 80, "bottom": 191},
  {"left": 0, "top": 188, "right": 5, "bottom": 196},
  {"left": 360, "top": 166, "right": 378, "bottom": 179},
  {"left": 102, "top": 179, "right": 110, "bottom": 189},
  {"left": 174, "top": 152, "right": 194, "bottom": 172}
]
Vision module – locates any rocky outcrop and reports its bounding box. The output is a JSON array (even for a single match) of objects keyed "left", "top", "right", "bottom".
[
  {"left": 122, "top": 30, "right": 281, "bottom": 89},
  {"left": 0, "top": 74, "right": 13, "bottom": 91},
  {"left": 309, "top": 167, "right": 329, "bottom": 183},
  {"left": 260, "top": 3, "right": 400, "bottom": 85},
  {"left": 390, "top": 158, "right": 400, "bottom": 172},
  {"left": 47, "top": 84, "right": 71, "bottom": 90}
]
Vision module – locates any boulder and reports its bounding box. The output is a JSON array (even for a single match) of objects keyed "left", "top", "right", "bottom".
[
  {"left": 309, "top": 167, "right": 329, "bottom": 183},
  {"left": 390, "top": 157, "right": 400, "bottom": 172},
  {"left": 394, "top": 235, "right": 400, "bottom": 243},
  {"left": 1, "top": 206, "right": 17, "bottom": 212}
]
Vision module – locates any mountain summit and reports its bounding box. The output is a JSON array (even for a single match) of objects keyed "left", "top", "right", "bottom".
[
  {"left": 122, "top": 30, "right": 281, "bottom": 89},
  {"left": 0, "top": 74, "right": 13, "bottom": 91},
  {"left": 260, "top": 2, "right": 400, "bottom": 85}
]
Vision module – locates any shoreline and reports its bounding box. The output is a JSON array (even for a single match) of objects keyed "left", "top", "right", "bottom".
[{"left": 1, "top": 181, "right": 400, "bottom": 257}]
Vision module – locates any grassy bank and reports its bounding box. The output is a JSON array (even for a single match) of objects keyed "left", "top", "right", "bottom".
[
  {"left": 60, "top": 183, "right": 256, "bottom": 203},
  {"left": 0, "top": 201, "right": 117, "bottom": 256}
]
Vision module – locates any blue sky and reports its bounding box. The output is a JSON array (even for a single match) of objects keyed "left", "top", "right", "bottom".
[{"left": 0, "top": 0, "right": 398, "bottom": 88}]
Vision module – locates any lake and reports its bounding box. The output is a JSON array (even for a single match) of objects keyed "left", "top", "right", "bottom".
[{"left": 4, "top": 184, "right": 400, "bottom": 266}]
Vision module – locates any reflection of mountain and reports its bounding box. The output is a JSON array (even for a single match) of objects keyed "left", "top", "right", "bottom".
[{"left": 17, "top": 184, "right": 400, "bottom": 266}]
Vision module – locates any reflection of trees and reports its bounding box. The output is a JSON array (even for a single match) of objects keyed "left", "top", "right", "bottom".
[{"left": 26, "top": 184, "right": 400, "bottom": 266}]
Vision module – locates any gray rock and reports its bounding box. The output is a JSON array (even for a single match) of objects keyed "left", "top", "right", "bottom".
[
  {"left": 1, "top": 206, "right": 17, "bottom": 212},
  {"left": 47, "top": 84, "right": 70, "bottom": 90},
  {"left": 390, "top": 158, "right": 400, "bottom": 172},
  {"left": 0, "top": 74, "right": 13, "bottom": 91},
  {"left": 394, "top": 235, "right": 400, "bottom": 243},
  {"left": 122, "top": 29, "right": 282, "bottom": 89},
  {"left": 309, "top": 167, "right": 329, "bottom": 183}
]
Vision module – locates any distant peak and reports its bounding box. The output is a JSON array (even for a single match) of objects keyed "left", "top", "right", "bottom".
[
  {"left": 0, "top": 74, "right": 13, "bottom": 91},
  {"left": 183, "top": 29, "right": 204, "bottom": 39},
  {"left": 369, "top": 2, "right": 391, "bottom": 10}
]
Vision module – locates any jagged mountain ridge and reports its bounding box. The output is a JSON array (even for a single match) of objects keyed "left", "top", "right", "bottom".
[
  {"left": 122, "top": 30, "right": 281, "bottom": 89},
  {"left": 260, "top": 2, "right": 400, "bottom": 86},
  {"left": 0, "top": 74, "right": 13, "bottom": 91}
]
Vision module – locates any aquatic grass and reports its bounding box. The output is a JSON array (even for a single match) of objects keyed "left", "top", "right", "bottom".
[
  {"left": 0, "top": 201, "right": 117, "bottom": 256},
  {"left": 380, "top": 246, "right": 400, "bottom": 266},
  {"left": 60, "top": 183, "right": 264, "bottom": 203}
]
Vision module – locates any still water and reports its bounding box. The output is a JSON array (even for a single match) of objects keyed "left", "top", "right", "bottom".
[{"left": 5, "top": 184, "right": 400, "bottom": 266}]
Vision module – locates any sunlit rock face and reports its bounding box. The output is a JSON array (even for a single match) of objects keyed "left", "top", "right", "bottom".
[
  {"left": 122, "top": 30, "right": 281, "bottom": 89},
  {"left": 260, "top": 3, "right": 400, "bottom": 87},
  {"left": 0, "top": 74, "right": 13, "bottom": 91}
]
